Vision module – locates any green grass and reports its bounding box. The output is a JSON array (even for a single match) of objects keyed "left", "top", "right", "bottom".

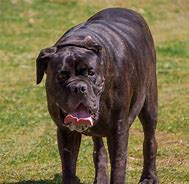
[{"left": 0, "top": 0, "right": 189, "bottom": 183}]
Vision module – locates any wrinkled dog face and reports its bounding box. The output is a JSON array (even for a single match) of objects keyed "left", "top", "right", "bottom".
[
  {"left": 36, "top": 39, "right": 105, "bottom": 132},
  {"left": 47, "top": 47, "right": 104, "bottom": 123}
]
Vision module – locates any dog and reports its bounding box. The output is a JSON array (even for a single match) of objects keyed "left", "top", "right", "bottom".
[{"left": 36, "top": 7, "right": 158, "bottom": 184}]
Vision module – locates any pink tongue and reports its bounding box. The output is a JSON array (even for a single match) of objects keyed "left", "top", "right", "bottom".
[{"left": 64, "top": 104, "right": 93, "bottom": 126}]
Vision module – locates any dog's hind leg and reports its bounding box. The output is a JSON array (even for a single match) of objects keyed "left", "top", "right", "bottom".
[
  {"left": 138, "top": 78, "right": 158, "bottom": 184},
  {"left": 92, "top": 136, "right": 109, "bottom": 184}
]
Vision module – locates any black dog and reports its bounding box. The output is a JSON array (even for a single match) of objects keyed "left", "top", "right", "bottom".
[{"left": 36, "top": 8, "right": 158, "bottom": 184}]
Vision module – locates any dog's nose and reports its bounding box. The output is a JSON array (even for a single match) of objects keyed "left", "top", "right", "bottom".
[{"left": 69, "top": 82, "right": 88, "bottom": 94}]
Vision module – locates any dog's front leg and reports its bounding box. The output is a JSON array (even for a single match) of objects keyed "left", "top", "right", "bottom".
[
  {"left": 93, "top": 136, "right": 109, "bottom": 184},
  {"left": 57, "top": 128, "right": 81, "bottom": 184},
  {"left": 107, "top": 118, "right": 129, "bottom": 184}
]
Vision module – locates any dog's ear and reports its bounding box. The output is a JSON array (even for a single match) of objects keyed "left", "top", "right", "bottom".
[
  {"left": 57, "top": 35, "right": 102, "bottom": 54},
  {"left": 83, "top": 36, "right": 102, "bottom": 53},
  {"left": 36, "top": 46, "right": 57, "bottom": 84}
]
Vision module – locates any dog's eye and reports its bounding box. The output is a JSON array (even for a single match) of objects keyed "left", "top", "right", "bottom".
[
  {"left": 56, "top": 71, "right": 70, "bottom": 81},
  {"left": 88, "top": 69, "right": 95, "bottom": 76}
]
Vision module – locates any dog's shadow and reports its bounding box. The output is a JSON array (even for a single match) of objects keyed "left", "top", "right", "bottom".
[
  {"left": 6, "top": 173, "right": 90, "bottom": 184},
  {"left": 6, "top": 174, "right": 61, "bottom": 184}
]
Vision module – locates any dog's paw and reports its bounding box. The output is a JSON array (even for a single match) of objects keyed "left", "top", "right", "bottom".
[
  {"left": 139, "top": 177, "right": 158, "bottom": 184},
  {"left": 62, "top": 176, "right": 80, "bottom": 184}
]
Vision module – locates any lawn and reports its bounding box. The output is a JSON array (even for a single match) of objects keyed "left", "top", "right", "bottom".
[{"left": 0, "top": 0, "right": 188, "bottom": 183}]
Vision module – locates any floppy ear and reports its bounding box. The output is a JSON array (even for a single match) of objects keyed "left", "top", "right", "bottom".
[
  {"left": 36, "top": 46, "right": 57, "bottom": 84},
  {"left": 57, "top": 35, "right": 102, "bottom": 54},
  {"left": 83, "top": 36, "right": 102, "bottom": 53}
]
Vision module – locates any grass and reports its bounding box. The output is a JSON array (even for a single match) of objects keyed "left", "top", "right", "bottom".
[{"left": 0, "top": 0, "right": 189, "bottom": 183}]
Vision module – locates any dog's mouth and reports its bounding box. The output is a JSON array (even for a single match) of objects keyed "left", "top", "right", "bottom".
[
  {"left": 59, "top": 103, "right": 96, "bottom": 132},
  {"left": 64, "top": 104, "right": 94, "bottom": 126}
]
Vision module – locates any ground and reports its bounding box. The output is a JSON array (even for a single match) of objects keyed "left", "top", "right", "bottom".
[{"left": 0, "top": 0, "right": 189, "bottom": 183}]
